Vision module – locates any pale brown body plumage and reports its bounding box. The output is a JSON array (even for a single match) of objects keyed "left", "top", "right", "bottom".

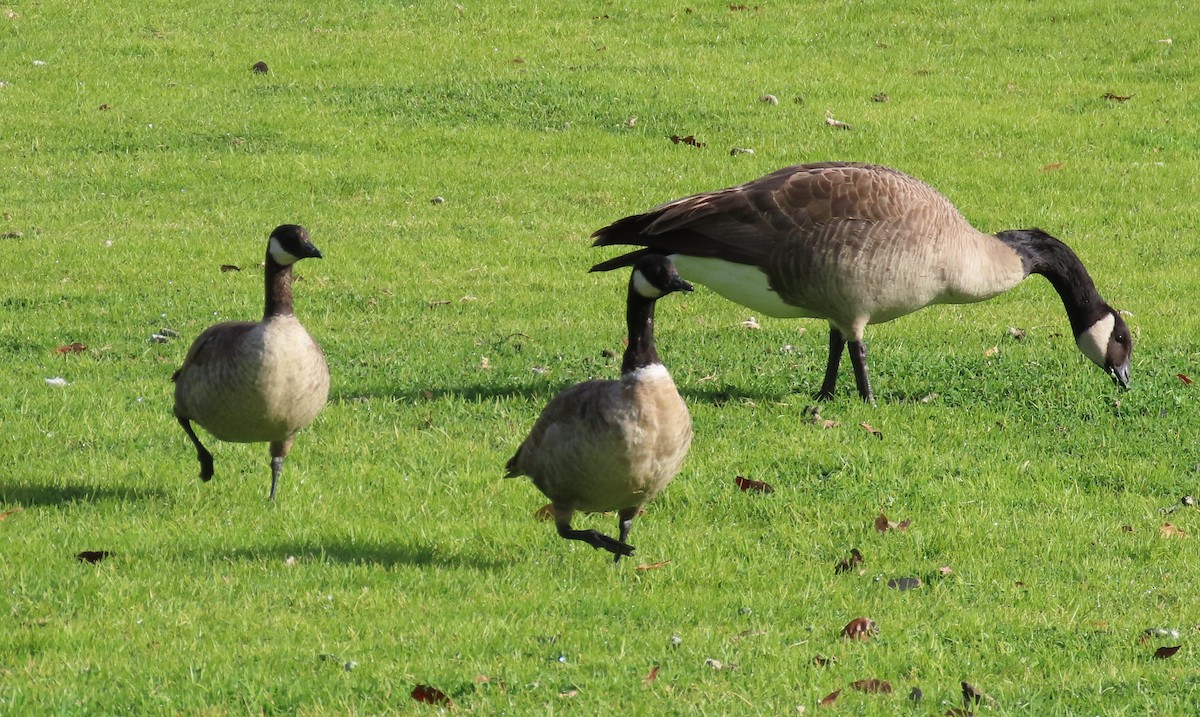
[
  {"left": 174, "top": 316, "right": 329, "bottom": 445},
  {"left": 506, "top": 365, "right": 692, "bottom": 515}
]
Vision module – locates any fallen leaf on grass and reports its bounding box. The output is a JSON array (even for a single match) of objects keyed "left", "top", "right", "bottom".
[
  {"left": 0, "top": 507, "right": 25, "bottom": 521},
  {"left": 983, "top": 345, "right": 1000, "bottom": 357},
  {"left": 1102, "top": 92, "right": 1134, "bottom": 102},
  {"left": 54, "top": 342, "right": 87, "bottom": 355},
  {"left": 874, "top": 512, "right": 910, "bottom": 533},
  {"left": 850, "top": 678, "right": 892, "bottom": 694},
  {"left": 704, "top": 658, "right": 736, "bottom": 670},
  {"left": 411, "top": 684, "right": 454, "bottom": 707},
  {"left": 75, "top": 551, "right": 111, "bottom": 563},
  {"left": 1007, "top": 326, "right": 1026, "bottom": 340},
  {"left": 938, "top": 565, "right": 954, "bottom": 576},
  {"left": 834, "top": 548, "right": 863, "bottom": 574},
  {"left": 220, "top": 264, "right": 241, "bottom": 272},
  {"left": 735, "top": 475, "right": 774, "bottom": 493},
  {"left": 740, "top": 316, "right": 761, "bottom": 329},
  {"left": 635, "top": 560, "right": 671, "bottom": 572},
  {"left": 1040, "top": 162, "right": 1064, "bottom": 172},
  {"left": 1154, "top": 645, "right": 1182, "bottom": 659},
  {"left": 534, "top": 503, "right": 556, "bottom": 521},
  {"left": 819, "top": 688, "right": 842, "bottom": 707},
  {"left": 859, "top": 422, "right": 883, "bottom": 440},
  {"left": 812, "top": 654, "right": 834, "bottom": 667},
  {"left": 1177, "top": 373, "right": 1193, "bottom": 385},
  {"left": 842, "top": 616, "right": 878, "bottom": 641},
  {"left": 668, "top": 134, "right": 706, "bottom": 148},
  {"left": 643, "top": 665, "right": 660, "bottom": 684},
  {"left": 1160, "top": 522, "right": 1188, "bottom": 538}
]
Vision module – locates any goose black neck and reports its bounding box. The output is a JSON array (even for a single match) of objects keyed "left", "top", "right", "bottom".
[
  {"left": 622, "top": 289, "right": 661, "bottom": 374},
  {"left": 997, "top": 229, "right": 1108, "bottom": 335},
  {"left": 263, "top": 254, "right": 294, "bottom": 319}
]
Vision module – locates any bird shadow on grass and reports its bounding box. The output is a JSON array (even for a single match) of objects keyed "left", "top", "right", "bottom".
[
  {"left": 208, "top": 538, "right": 508, "bottom": 571},
  {"left": 0, "top": 482, "right": 167, "bottom": 508},
  {"left": 334, "top": 382, "right": 795, "bottom": 407}
]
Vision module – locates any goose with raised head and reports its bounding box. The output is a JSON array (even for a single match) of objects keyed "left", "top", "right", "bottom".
[
  {"left": 591, "top": 162, "right": 1132, "bottom": 402},
  {"left": 173, "top": 224, "right": 330, "bottom": 500},
  {"left": 506, "top": 254, "right": 694, "bottom": 562}
]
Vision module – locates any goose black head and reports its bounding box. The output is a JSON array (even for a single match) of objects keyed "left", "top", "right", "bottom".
[
  {"left": 630, "top": 254, "right": 694, "bottom": 299},
  {"left": 1076, "top": 306, "right": 1132, "bottom": 389},
  {"left": 267, "top": 224, "right": 323, "bottom": 266}
]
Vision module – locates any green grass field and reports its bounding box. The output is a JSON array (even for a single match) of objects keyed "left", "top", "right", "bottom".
[{"left": 2, "top": 1, "right": 1198, "bottom": 713}]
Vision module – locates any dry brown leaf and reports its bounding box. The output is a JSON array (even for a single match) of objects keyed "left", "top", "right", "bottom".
[
  {"left": 411, "top": 684, "right": 454, "bottom": 707},
  {"left": 220, "top": 264, "right": 241, "bottom": 272},
  {"left": 54, "top": 342, "right": 87, "bottom": 355},
  {"left": 0, "top": 507, "right": 25, "bottom": 521},
  {"left": 983, "top": 345, "right": 1000, "bottom": 357},
  {"left": 643, "top": 665, "right": 660, "bottom": 684},
  {"left": 668, "top": 134, "right": 706, "bottom": 148},
  {"left": 1040, "top": 162, "right": 1064, "bottom": 172},
  {"left": 1154, "top": 645, "right": 1182, "bottom": 659},
  {"left": 874, "top": 512, "right": 910, "bottom": 533},
  {"left": 1178, "top": 373, "right": 1193, "bottom": 385},
  {"left": 533, "top": 503, "right": 556, "bottom": 521},
  {"left": 735, "top": 475, "right": 774, "bottom": 493},
  {"left": 635, "top": 560, "right": 671, "bottom": 572},
  {"left": 819, "top": 688, "right": 842, "bottom": 707},
  {"left": 850, "top": 678, "right": 893, "bottom": 694},
  {"left": 961, "top": 681, "right": 992, "bottom": 705},
  {"left": 842, "top": 616, "right": 877, "bottom": 641},
  {"left": 835, "top": 548, "right": 863, "bottom": 574},
  {"left": 1160, "top": 522, "right": 1188, "bottom": 538},
  {"left": 938, "top": 565, "right": 953, "bottom": 576},
  {"left": 1102, "top": 92, "right": 1134, "bottom": 102},
  {"left": 859, "top": 422, "right": 883, "bottom": 440}
]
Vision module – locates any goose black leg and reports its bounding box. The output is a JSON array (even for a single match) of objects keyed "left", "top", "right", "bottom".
[
  {"left": 816, "top": 328, "right": 847, "bottom": 401},
  {"left": 177, "top": 417, "right": 214, "bottom": 481},
  {"left": 847, "top": 339, "right": 875, "bottom": 405},
  {"left": 614, "top": 507, "right": 639, "bottom": 563},
  {"left": 555, "top": 509, "right": 635, "bottom": 558}
]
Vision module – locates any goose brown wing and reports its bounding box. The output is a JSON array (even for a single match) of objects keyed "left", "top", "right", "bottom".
[
  {"left": 174, "top": 321, "right": 257, "bottom": 377},
  {"left": 590, "top": 163, "right": 946, "bottom": 272}
]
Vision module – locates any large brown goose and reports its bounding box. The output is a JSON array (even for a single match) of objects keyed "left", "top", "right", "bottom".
[
  {"left": 506, "top": 254, "right": 693, "bottom": 562},
  {"left": 173, "top": 224, "right": 330, "bottom": 500},
  {"left": 591, "top": 162, "right": 1132, "bottom": 402}
]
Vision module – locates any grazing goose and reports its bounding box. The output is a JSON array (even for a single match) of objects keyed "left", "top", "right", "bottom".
[
  {"left": 506, "top": 254, "right": 694, "bottom": 562},
  {"left": 591, "top": 162, "right": 1132, "bottom": 402},
  {"left": 173, "top": 224, "right": 330, "bottom": 501}
]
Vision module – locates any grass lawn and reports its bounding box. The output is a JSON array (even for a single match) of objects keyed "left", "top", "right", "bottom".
[{"left": 2, "top": 0, "right": 1198, "bottom": 713}]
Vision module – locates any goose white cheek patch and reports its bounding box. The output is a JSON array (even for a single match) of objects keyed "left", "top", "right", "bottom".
[
  {"left": 631, "top": 270, "right": 662, "bottom": 299},
  {"left": 1076, "top": 312, "right": 1115, "bottom": 367},
  {"left": 267, "top": 237, "right": 300, "bottom": 266}
]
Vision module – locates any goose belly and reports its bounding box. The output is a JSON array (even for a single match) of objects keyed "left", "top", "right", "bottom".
[{"left": 669, "top": 254, "right": 817, "bottom": 319}]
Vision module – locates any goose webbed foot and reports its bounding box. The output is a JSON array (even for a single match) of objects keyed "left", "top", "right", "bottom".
[
  {"left": 556, "top": 522, "right": 635, "bottom": 558},
  {"left": 178, "top": 417, "right": 214, "bottom": 482}
]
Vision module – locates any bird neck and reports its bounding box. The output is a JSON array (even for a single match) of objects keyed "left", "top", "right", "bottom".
[
  {"left": 997, "top": 230, "right": 1108, "bottom": 335},
  {"left": 622, "top": 291, "right": 662, "bottom": 374},
  {"left": 263, "top": 255, "right": 295, "bottom": 319}
]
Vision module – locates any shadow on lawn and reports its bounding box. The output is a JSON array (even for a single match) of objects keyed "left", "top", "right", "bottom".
[
  {"left": 335, "top": 382, "right": 794, "bottom": 407},
  {"left": 0, "top": 482, "right": 167, "bottom": 507},
  {"left": 213, "top": 539, "right": 508, "bottom": 571}
]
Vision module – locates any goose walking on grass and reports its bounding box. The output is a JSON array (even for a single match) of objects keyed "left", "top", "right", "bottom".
[
  {"left": 173, "top": 224, "right": 330, "bottom": 501},
  {"left": 506, "top": 254, "right": 694, "bottom": 562},
  {"left": 591, "top": 162, "right": 1132, "bottom": 403}
]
